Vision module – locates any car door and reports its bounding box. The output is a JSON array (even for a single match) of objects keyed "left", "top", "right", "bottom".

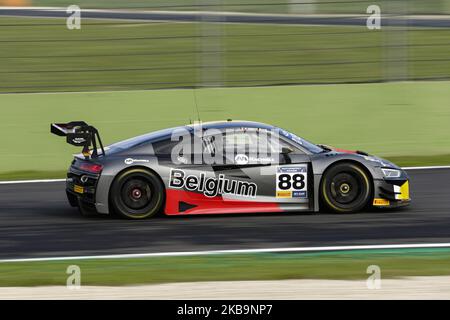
[{"left": 202, "top": 127, "right": 313, "bottom": 210}]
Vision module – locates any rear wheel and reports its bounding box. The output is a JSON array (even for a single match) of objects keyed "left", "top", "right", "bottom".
[
  {"left": 110, "top": 168, "right": 164, "bottom": 219},
  {"left": 320, "top": 162, "right": 372, "bottom": 213}
]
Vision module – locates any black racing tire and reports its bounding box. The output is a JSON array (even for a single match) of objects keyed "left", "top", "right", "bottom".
[
  {"left": 320, "top": 162, "right": 372, "bottom": 213},
  {"left": 110, "top": 168, "right": 164, "bottom": 219}
]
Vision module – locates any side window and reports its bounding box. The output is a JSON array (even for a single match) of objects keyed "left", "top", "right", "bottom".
[
  {"left": 152, "top": 138, "right": 181, "bottom": 155},
  {"left": 153, "top": 135, "right": 199, "bottom": 164},
  {"left": 220, "top": 129, "right": 303, "bottom": 164},
  {"left": 150, "top": 130, "right": 305, "bottom": 164},
  {"left": 200, "top": 130, "right": 257, "bottom": 164},
  {"left": 223, "top": 130, "right": 303, "bottom": 155},
  {"left": 223, "top": 131, "right": 253, "bottom": 154},
  {"left": 273, "top": 137, "right": 305, "bottom": 155}
]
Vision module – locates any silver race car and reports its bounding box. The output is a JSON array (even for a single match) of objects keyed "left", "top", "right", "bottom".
[{"left": 51, "top": 120, "right": 410, "bottom": 219}]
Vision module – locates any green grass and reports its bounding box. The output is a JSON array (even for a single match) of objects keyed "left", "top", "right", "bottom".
[
  {"left": 1, "top": 81, "right": 450, "bottom": 178},
  {"left": 1, "top": 249, "right": 450, "bottom": 287},
  {"left": 1, "top": 17, "right": 450, "bottom": 93},
  {"left": 0, "top": 171, "right": 67, "bottom": 181},
  {"left": 387, "top": 154, "right": 450, "bottom": 167}
]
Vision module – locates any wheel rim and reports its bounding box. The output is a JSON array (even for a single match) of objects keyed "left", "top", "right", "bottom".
[
  {"left": 120, "top": 177, "right": 153, "bottom": 212},
  {"left": 330, "top": 173, "right": 360, "bottom": 204},
  {"left": 324, "top": 167, "right": 370, "bottom": 211}
]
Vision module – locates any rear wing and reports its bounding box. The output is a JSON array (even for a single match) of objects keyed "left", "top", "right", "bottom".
[{"left": 51, "top": 121, "right": 105, "bottom": 158}]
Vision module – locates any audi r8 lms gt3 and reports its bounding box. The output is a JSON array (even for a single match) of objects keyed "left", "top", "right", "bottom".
[{"left": 51, "top": 120, "right": 410, "bottom": 219}]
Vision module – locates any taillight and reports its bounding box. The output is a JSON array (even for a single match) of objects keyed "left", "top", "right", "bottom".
[{"left": 78, "top": 163, "right": 103, "bottom": 174}]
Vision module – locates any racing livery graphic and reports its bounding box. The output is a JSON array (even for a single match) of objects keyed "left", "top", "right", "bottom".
[
  {"left": 51, "top": 120, "right": 410, "bottom": 219},
  {"left": 169, "top": 169, "right": 258, "bottom": 198}
]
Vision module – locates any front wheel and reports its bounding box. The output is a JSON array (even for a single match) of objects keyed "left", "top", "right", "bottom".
[
  {"left": 110, "top": 168, "right": 165, "bottom": 219},
  {"left": 320, "top": 163, "right": 372, "bottom": 213}
]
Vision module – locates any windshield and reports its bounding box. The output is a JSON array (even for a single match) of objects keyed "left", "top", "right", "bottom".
[{"left": 276, "top": 128, "right": 324, "bottom": 154}]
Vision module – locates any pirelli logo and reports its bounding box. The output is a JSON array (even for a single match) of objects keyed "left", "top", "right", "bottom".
[
  {"left": 373, "top": 198, "right": 390, "bottom": 206},
  {"left": 276, "top": 191, "right": 292, "bottom": 198}
]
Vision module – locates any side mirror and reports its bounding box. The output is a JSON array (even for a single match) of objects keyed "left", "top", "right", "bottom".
[{"left": 281, "top": 146, "right": 293, "bottom": 154}]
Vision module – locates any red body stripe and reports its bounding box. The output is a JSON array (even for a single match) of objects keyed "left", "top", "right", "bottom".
[
  {"left": 332, "top": 147, "right": 357, "bottom": 154},
  {"left": 164, "top": 189, "right": 282, "bottom": 215}
]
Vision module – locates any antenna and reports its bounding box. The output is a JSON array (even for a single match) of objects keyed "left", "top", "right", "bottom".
[{"left": 192, "top": 88, "right": 201, "bottom": 123}]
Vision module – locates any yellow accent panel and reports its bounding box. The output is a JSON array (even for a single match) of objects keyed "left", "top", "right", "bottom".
[
  {"left": 373, "top": 198, "right": 390, "bottom": 206},
  {"left": 398, "top": 180, "right": 410, "bottom": 200}
]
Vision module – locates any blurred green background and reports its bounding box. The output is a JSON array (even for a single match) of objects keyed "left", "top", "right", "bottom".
[
  {"left": 22, "top": 0, "right": 450, "bottom": 14},
  {"left": 1, "top": 18, "right": 450, "bottom": 91},
  {"left": 0, "top": 2, "right": 450, "bottom": 179}
]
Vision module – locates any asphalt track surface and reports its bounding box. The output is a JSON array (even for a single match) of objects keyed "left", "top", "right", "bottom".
[
  {"left": 1, "top": 8, "right": 450, "bottom": 27},
  {"left": 0, "top": 168, "right": 449, "bottom": 259}
]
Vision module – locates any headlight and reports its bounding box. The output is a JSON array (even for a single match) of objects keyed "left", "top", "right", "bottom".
[{"left": 382, "top": 168, "right": 401, "bottom": 178}]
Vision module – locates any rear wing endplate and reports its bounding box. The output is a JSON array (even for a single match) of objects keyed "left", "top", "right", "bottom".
[{"left": 51, "top": 121, "right": 105, "bottom": 158}]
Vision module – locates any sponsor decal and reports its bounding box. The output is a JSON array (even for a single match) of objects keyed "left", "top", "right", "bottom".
[
  {"left": 235, "top": 154, "right": 275, "bottom": 165},
  {"left": 169, "top": 169, "right": 257, "bottom": 198},
  {"left": 74, "top": 185, "right": 84, "bottom": 194},
  {"left": 276, "top": 191, "right": 292, "bottom": 198},
  {"left": 276, "top": 165, "right": 308, "bottom": 198},
  {"left": 177, "top": 156, "right": 189, "bottom": 164},
  {"left": 235, "top": 154, "right": 249, "bottom": 165},
  {"left": 124, "top": 158, "right": 149, "bottom": 165},
  {"left": 71, "top": 137, "right": 86, "bottom": 144},
  {"left": 373, "top": 198, "right": 390, "bottom": 206},
  {"left": 279, "top": 129, "right": 304, "bottom": 145}
]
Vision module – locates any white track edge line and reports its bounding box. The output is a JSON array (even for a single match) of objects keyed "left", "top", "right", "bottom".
[
  {"left": 403, "top": 165, "right": 450, "bottom": 170},
  {"left": 1, "top": 166, "right": 449, "bottom": 184},
  {"left": 1, "top": 243, "right": 450, "bottom": 263},
  {"left": 1, "top": 7, "right": 449, "bottom": 19},
  {"left": 0, "top": 179, "right": 65, "bottom": 184}
]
